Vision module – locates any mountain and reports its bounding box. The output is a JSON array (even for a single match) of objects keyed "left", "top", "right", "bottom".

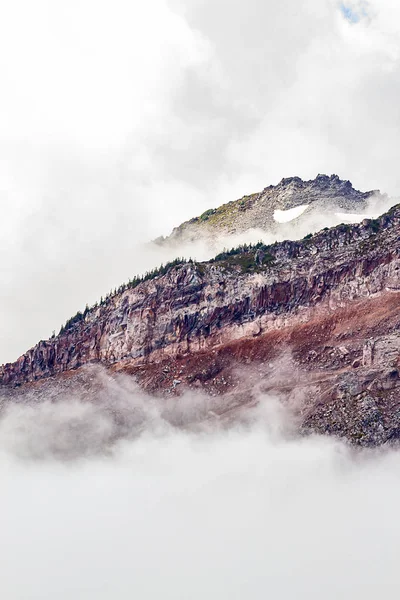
[
  {"left": 158, "top": 174, "right": 389, "bottom": 245},
  {"left": 2, "top": 196, "right": 400, "bottom": 446}
]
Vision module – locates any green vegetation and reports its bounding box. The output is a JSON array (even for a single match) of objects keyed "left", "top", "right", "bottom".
[
  {"left": 211, "top": 241, "right": 268, "bottom": 262},
  {"left": 59, "top": 311, "right": 84, "bottom": 335},
  {"left": 57, "top": 240, "right": 280, "bottom": 336},
  {"left": 55, "top": 202, "right": 400, "bottom": 340},
  {"left": 369, "top": 218, "right": 380, "bottom": 233},
  {"left": 199, "top": 208, "right": 216, "bottom": 221},
  {"left": 191, "top": 193, "right": 259, "bottom": 229},
  {"left": 210, "top": 242, "right": 275, "bottom": 273},
  {"left": 58, "top": 257, "right": 189, "bottom": 335}
]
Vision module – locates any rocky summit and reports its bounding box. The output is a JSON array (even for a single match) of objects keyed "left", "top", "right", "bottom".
[
  {"left": 2, "top": 194, "right": 400, "bottom": 446},
  {"left": 159, "top": 174, "right": 390, "bottom": 245}
]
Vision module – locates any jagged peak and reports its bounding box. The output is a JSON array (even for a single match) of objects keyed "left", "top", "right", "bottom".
[
  {"left": 163, "top": 173, "right": 388, "bottom": 245},
  {"left": 278, "top": 175, "right": 304, "bottom": 187},
  {"left": 278, "top": 173, "right": 352, "bottom": 188}
]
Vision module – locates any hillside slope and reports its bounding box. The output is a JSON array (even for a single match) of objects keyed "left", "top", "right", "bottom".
[
  {"left": 2, "top": 204, "right": 400, "bottom": 445},
  {"left": 160, "top": 174, "right": 389, "bottom": 244}
]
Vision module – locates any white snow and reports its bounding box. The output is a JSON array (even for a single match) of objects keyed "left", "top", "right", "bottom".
[
  {"left": 273, "top": 204, "right": 309, "bottom": 223},
  {"left": 335, "top": 212, "right": 380, "bottom": 223}
]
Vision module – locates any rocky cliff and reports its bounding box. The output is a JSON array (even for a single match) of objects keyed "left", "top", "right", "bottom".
[
  {"left": 159, "top": 174, "right": 390, "bottom": 245},
  {"left": 2, "top": 202, "right": 400, "bottom": 445}
]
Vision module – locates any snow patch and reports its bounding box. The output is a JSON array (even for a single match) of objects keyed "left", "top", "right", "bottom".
[
  {"left": 274, "top": 204, "right": 309, "bottom": 223},
  {"left": 335, "top": 212, "right": 380, "bottom": 223}
]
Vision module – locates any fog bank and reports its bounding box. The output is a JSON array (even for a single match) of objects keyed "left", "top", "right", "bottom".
[
  {"left": 0, "top": 374, "right": 399, "bottom": 599},
  {"left": 2, "top": 0, "right": 400, "bottom": 362}
]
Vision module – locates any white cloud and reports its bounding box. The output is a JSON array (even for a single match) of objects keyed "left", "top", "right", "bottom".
[
  {"left": 0, "top": 376, "right": 399, "bottom": 599},
  {"left": 2, "top": 5, "right": 400, "bottom": 595},
  {"left": 1, "top": 0, "right": 400, "bottom": 362}
]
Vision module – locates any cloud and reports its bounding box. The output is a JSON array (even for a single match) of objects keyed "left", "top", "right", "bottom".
[
  {"left": 0, "top": 0, "right": 211, "bottom": 361},
  {"left": 2, "top": 0, "right": 400, "bottom": 363},
  {"left": 2, "top": 4, "right": 400, "bottom": 596},
  {"left": 0, "top": 370, "right": 399, "bottom": 599}
]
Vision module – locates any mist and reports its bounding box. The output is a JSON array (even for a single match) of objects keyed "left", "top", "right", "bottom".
[
  {"left": 2, "top": 0, "right": 400, "bottom": 362},
  {"left": 0, "top": 369, "right": 399, "bottom": 599},
  {"left": 2, "top": 2, "right": 400, "bottom": 595}
]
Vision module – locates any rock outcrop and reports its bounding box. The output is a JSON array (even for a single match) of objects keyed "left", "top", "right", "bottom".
[
  {"left": 158, "top": 174, "right": 391, "bottom": 245},
  {"left": 2, "top": 202, "right": 400, "bottom": 445}
]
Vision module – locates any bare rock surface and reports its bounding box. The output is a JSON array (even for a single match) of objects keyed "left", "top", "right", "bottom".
[
  {"left": 159, "top": 174, "right": 391, "bottom": 245},
  {"left": 3, "top": 200, "right": 400, "bottom": 445}
]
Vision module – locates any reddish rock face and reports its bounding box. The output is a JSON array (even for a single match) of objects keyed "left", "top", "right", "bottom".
[{"left": 2, "top": 205, "right": 400, "bottom": 445}]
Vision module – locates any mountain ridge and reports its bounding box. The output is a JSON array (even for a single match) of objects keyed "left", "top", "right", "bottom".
[
  {"left": 158, "top": 173, "right": 388, "bottom": 245},
  {"left": 1, "top": 204, "right": 397, "bottom": 386},
  {"left": 2, "top": 182, "right": 400, "bottom": 446}
]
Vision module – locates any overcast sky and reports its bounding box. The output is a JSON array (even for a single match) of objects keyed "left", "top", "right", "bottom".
[
  {"left": 2, "top": 4, "right": 400, "bottom": 597},
  {"left": 1, "top": 0, "right": 400, "bottom": 362}
]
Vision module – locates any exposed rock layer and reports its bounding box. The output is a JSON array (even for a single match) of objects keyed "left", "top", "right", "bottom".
[{"left": 3, "top": 201, "right": 400, "bottom": 445}]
